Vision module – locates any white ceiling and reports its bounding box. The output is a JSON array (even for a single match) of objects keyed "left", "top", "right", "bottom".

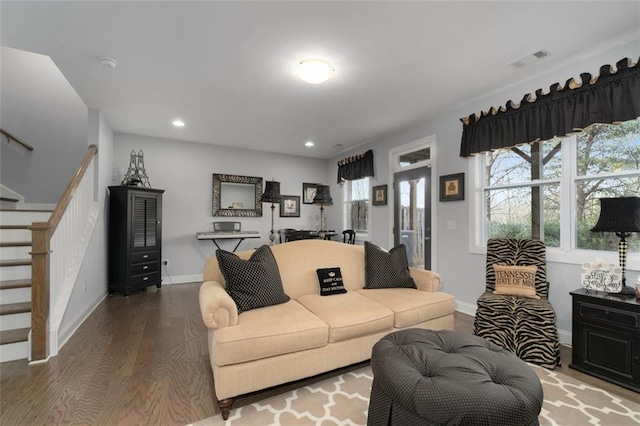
[{"left": 1, "top": 1, "right": 639, "bottom": 159}]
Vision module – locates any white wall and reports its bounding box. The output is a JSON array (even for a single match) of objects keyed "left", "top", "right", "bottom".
[
  {"left": 59, "top": 109, "right": 113, "bottom": 346},
  {"left": 0, "top": 47, "right": 87, "bottom": 203},
  {"left": 114, "top": 133, "right": 329, "bottom": 282},
  {"left": 329, "top": 39, "right": 640, "bottom": 344}
]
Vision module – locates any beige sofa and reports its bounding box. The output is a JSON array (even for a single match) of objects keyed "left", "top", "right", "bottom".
[{"left": 199, "top": 239, "right": 455, "bottom": 419}]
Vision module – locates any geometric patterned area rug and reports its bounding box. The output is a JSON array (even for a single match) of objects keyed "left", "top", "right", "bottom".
[{"left": 188, "top": 364, "right": 640, "bottom": 426}]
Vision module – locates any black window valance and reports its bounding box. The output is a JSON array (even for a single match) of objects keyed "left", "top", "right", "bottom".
[
  {"left": 460, "top": 57, "right": 640, "bottom": 157},
  {"left": 337, "top": 149, "right": 374, "bottom": 183}
]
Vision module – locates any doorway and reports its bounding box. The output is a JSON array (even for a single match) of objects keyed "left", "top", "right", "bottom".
[{"left": 393, "top": 167, "right": 431, "bottom": 269}]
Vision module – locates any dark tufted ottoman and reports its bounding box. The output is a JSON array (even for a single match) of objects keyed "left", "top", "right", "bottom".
[{"left": 367, "top": 329, "right": 543, "bottom": 426}]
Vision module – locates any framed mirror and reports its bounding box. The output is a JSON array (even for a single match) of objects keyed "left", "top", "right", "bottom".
[{"left": 212, "top": 173, "right": 263, "bottom": 217}]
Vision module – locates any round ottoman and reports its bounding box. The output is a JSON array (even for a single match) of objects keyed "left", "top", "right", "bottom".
[{"left": 367, "top": 329, "right": 543, "bottom": 426}]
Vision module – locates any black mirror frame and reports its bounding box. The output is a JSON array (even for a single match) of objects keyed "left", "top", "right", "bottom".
[{"left": 212, "top": 173, "right": 263, "bottom": 217}]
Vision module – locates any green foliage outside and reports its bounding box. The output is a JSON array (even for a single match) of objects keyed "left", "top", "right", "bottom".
[{"left": 487, "top": 118, "right": 640, "bottom": 252}]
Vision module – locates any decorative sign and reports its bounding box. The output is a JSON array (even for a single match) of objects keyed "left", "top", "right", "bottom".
[{"left": 581, "top": 261, "right": 622, "bottom": 293}]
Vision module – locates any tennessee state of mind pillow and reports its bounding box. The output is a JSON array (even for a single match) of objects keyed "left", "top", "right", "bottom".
[{"left": 493, "top": 264, "right": 540, "bottom": 299}]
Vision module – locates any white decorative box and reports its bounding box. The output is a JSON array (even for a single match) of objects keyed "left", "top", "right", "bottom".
[{"left": 581, "top": 261, "right": 622, "bottom": 293}]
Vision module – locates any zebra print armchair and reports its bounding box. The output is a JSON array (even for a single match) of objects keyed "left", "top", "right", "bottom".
[{"left": 474, "top": 238, "right": 561, "bottom": 369}]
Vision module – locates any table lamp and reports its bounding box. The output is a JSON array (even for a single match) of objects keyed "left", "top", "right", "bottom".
[
  {"left": 313, "top": 185, "right": 333, "bottom": 238},
  {"left": 591, "top": 197, "right": 640, "bottom": 295},
  {"left": 260, "top": 180, "right": 281, "bottom": 245}
]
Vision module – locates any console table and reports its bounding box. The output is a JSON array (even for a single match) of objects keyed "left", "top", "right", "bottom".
[{"left": 569, "top": 288, "right": 640, "bottom": 393}]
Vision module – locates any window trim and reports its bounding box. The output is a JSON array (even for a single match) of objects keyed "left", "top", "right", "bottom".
[
  {"left": 469, "top": 132, "right": 640, "bottom": 272},
  {"left": 342, "top": 177, "right": 371, "bottom": 239}
]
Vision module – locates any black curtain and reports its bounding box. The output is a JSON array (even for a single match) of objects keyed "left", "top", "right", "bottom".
[
  {"left": 460, "top": 57, "right": 640, "bottom": 157},
  {"left": 337, "top": 149, "right": 374, "bottom": 183}
]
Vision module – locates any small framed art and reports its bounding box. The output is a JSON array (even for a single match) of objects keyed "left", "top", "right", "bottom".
[
  {"left": 302, "top": 183, "right": 320, "bottom": 204},
  {"left": 372, "top": 185, "right": 387, "bottom": 206},
  {"left": 439, "top": 173, "right": 465, "bottom": 202},
  {"left": 280, "top": 195, "right": 301, "bottom": 217}
]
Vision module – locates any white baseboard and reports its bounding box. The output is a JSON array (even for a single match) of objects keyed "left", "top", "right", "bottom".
[
  {"left": 162, "top": 274, "right": 202, "bottom": 285},
  {"left": 58, "top": 292, "right": 108, "bottom": 352},
  {"left": 455, "top": 300, "right": 477, "bottom": 317},
  {"left": 455, "top": 300, "right": 572, "bottom": 347}
]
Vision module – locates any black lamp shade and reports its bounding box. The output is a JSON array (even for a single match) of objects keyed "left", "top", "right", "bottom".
[
  {"left": 313, "top": 185, "right": 333, "bottom": 206},
  {"left": 261, "top": 180, "right": 282, "bottom": 203},
  {"left": 591, "top": 197, "right": 640, "bottom": 233}
]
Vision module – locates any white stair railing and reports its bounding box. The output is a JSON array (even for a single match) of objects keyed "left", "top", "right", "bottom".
[{"left": 30, "top": 145, "right": 98, "bottom": 362}]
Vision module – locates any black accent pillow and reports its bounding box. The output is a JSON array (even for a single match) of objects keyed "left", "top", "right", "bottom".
[
  {"left": 316, "top": 267, "right": 347, "bottom": 296},
  {"left": 364, "top": 241, "right": 417, "bottom": 289},
  {"left": 216, "top": 245, "right": 290, "bottom": 314}
]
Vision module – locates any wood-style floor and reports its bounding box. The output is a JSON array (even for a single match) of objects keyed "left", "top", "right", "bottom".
[{"left": 1, "top": 282, "right": 637, "bottom": 425}]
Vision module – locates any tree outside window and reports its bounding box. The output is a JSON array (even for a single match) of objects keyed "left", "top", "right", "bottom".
[
  {"left": 482, "top": 118, "right": 640, "bottom": 252},
  {"left": 346, "top": 178, "right": 369, "bottom": 232}
]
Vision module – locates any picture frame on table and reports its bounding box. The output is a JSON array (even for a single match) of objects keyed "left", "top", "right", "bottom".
[
  {"left": 280, "top": 195, "right": 301, "bottom": 217},
  {"left": 302, "top": 183, "right": 320, "bottom": 204},
  {"left": 372, "top": 185, "right": 387, "bottom": 206},
  {"left": 439, "top": 173, "right": 465, "bottom": 202}
]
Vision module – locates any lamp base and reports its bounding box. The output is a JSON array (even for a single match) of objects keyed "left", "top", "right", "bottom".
[{"left": 617, "top": 285, "right": 637, "bottom": 296}]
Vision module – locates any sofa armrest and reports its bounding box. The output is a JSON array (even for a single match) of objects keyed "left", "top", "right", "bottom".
[
  {"left": 199, "top": 280, "right": 239, "bottom": 329},
  {"left": 409, "top": 268, "right": 442, "bottom": 292}
]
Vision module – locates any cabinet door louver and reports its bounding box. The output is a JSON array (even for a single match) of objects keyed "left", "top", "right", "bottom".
[{"left": 133, "top": 196, "right": 157, "bottom": 248}]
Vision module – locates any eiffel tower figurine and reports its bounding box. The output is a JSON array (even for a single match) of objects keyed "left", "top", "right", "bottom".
[
  {"left": 121, "top": 150, "right": 142, "bottom": 186},
  {"left": 136, "top": 150, "right": 152, "bottom": 188}
]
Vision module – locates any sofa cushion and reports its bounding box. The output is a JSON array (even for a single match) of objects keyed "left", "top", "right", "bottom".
[
  {"left": 316, "top": 267, "right": 347, "bottom": 296},
  {"left": 297, "top": 292, "right": 394, "bottom": 343},
  {"left": 216, "top": 245, "right": 290, "bottom": 314},
  {"left": 213, "top": 300, "right": 328, "bottom": 366},
  {"left": 357, "top": 288, "right": 456, "bottom": 328},
  {"left": 364, "top": 241, "right": 416, "bottom": 289}
]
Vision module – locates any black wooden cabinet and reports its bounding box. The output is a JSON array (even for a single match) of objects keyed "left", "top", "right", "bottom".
[
  {"left": 108, "top": 186, "right": 164, "bottom": 296},
  {"left": 570, "top": 288, "right": 640, "bottom": 393}
]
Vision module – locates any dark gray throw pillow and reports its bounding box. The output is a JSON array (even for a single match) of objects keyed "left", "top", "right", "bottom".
[
  {"left": 216, "top": 245, "right": 290, "bottom": 314},
  {"left": 364, "top": 241, "right": 417, "bottom": 289},
  {"left": 316, "top": 267, "right": 347, "bottom": 296}
]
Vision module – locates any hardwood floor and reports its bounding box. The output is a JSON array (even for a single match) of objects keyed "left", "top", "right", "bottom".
[{"left": 1, "top": 282, "right": 637, "bottom": 425}]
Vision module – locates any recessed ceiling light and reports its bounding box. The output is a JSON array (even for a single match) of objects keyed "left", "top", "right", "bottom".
[
  {"left": 305, "top": 141, "right": 315, "bottom": 147},
  {"left": 99, "top": 57, "right": 118, "bottom": 69},
  {"left": 172, "top": 119, "right": 185, "bottom": 127},
  {"left": 296, "top": 59, "right": 334, "bottom": 84}
]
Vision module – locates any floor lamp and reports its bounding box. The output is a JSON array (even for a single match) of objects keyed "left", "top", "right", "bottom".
[
  {"left": 261, "top": 180, "right": 281, "bottom": 246},
  {"left": 591, "top": 197, "right": 640, "bottom": 295},
  {"left": 313, "top": 185, "right": 333, "bottom": 239}
]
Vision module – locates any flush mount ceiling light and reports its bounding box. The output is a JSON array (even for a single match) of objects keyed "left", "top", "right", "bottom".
[
  {"left": 172, "top": 119, "right": 185, "bottom": 127},
  {"left": 305, "top": 141, "right": 315, "bottom": 147},
  {"left": 296, "top": 59, "right": 334, "bottom": 84}
]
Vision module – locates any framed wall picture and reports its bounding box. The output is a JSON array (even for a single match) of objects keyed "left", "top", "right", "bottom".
[
  {"left": 302, "top": 183, "right": 320, "bottom": 204},
  {"left": 372, "top": 184, "right": 387, "bottom": 206},
  {"left": 280, "top": 195, "right": 300, "bottom": 217},
  {"left": 439, "top": 173, "right": 465, "bottom": 201}
]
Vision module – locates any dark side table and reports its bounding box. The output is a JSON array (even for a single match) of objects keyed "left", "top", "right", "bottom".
[{"left": 569, "top": 288, "right": 640, "bottom": 393}]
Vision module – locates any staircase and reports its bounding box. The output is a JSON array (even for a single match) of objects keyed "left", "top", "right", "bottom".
[{"left": 0, "top": 207, "right": 52, "bottom": 362}]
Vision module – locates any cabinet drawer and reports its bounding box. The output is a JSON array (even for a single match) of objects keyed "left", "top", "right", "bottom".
[
  {"left": 132, "top": 251, "right": 159, "bottom": 263},
  {"left": 131, "top": 271, "right": 160, "bottom": 286},
  {"left": 131, "top": 261, "right": 159, "bottom": 275},
  {"left": 579, "top": 302, "right": 638, "bottom": 328}
]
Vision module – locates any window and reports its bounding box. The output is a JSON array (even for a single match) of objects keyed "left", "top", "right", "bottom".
[
  {"left": 345, "top": 177, "right": 369, "bottom": 232},
  {"left": 478, "top": 118, "right": 640, "bottom": 253}
]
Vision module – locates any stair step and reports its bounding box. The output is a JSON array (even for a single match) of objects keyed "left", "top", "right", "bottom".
[
  {"left": 0, "top": 327, "right": 29, "bottom": 345},
  {"left": 0, "top": 225, "right": 29, "bottom": 230},
  {"left": 0, "top": 241, "right": 31, "bottom": 248},
  {"left": 0, "top": 259, "right": 31, "bottom": 267},
  {"left": 0, "top": 208, "right": 53, "bottom": 213},
  {"left": 0, "top": 279, "right": 31, "bottom": 290},
  {"left": 0, "top": 197, "right": 19, "bottom": 203},
  {"left": 0, "top": 302, "right": 31, "bottom": 315}
]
